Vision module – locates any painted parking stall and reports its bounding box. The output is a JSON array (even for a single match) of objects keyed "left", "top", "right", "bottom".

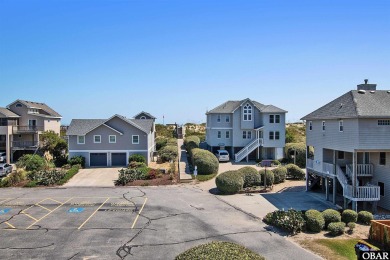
[{"left": 0, "top": 197, "right": 148, "bottom": 230}]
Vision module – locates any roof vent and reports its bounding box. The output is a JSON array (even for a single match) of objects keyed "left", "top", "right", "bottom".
[
  {"left": 370, "top": 90, "right": 375, "bottom": 94},
  {"left": 358, "top": 89, "right": 366, "bottom": 94},
  {"left": 357, "top": 79, "right": 377, "bottom": 91},
  {"left": 364, "top": 79, "right": 368, "bottom": 84}
]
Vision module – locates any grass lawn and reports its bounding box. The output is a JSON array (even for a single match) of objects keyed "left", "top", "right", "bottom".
[
  {"left": 302, "top": 239, "right": 359, "bottom": 260},
  {"left": 191, "top": 173, "right": 217, "bottom": 182}
]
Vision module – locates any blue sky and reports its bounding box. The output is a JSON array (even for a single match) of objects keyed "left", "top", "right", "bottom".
[{"left": 1, "top": 0, "right": 389, "bottom": 125}]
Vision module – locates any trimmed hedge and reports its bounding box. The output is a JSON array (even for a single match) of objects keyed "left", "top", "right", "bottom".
[
  {"left": 328, "top": 222, "right": 345, "bottom": 236},
  {"left": 158, "top": 145, "right": 178, "bottom": 162},
  {"left": 358, "top": 211, "right": 374, "bottom": 225},
  {"left": 263, "top": 209, "right": 305, "bottom": 235},
  {"left": 322, "top": 209, "right": 341, "bottom": 228},
  {"left": 215, "top": 171, "right": 243, "bottom": 194},
  {"left": 175, "top": 241, "right": 265, "bottom": 260},
  {"left": 128, "top": 154, "right": 146, "bottom": 163},
  {"left": 238, "top": 167, "right": 260, "bottom": 188},
  {"left": 272, "top": 166, "right": 287, "bottom": 184},
  {"left": 184, "top": 135, "right": 200, "bottom": 155},
  {"left": 286, "top": 164, "right": 305, "bottom": 180},
  {"left": 259, "top": 169, "right": 274, "bottom": 187},
  {"left": 69, "top": 155, "right": 85, "bottom": 168},
  {"left": 285, "top": 142, "right": 313, "bottom": 168},
  {"left": 305, "top": 209, "right": 325, "bottom": 233},
  {"left": 192, "top": 148, "right": 219, "bottom": 175},
  {"left": 342, "top": 209, "right": 358, "bottom": 223}
]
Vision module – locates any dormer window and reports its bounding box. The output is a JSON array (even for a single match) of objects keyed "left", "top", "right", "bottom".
[
  {"left": 243, "top": 104, "right": 252, "bottom": 121},
  {"left": 15, "top": 103, "right": 22, "bottom": 107},
  {"left": 140, "top": 116, "right": 146, "bottom": 119},
  {"left": 28, "top": 108, "right": 39, "bottom": 114}
]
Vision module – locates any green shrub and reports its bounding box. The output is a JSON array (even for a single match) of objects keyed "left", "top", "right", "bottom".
[
  {"left": 0, "top": 169, "right": 27, "bottom": 187},
  {"left": 167, "top": 138, "right": 178, "bottom": 146},
  {"left": 184, "top": 135, "right": 200, "bottom": 155},
  {"left": 158, "top": 145, "right": 178, "bottom": 162},
  {"left": 192, "top": 148, "right": 219, "bottom": 175},
  {"left": 16, "top": 154, "right": 46, "bottom": 172},
  {"left": 115, "top": 168, "right": 147, "bottom": 186},
  {"left": 342, "top": 209, "right": 358, "bottom": 223},
  {"left": 259, "top": 169, "right": 274, "bottom": 187},
  {"left": 322, "top": 209, "right": 341, "bottom": 228},
  {"left": 155, "top": 137, "right": 168, "bottom": 151},
  {"left": 263, "top": 209, "right": 305, "bottom": 235},
  {"left": 215, "top": 171, "right": 243, "bottom": 194},
  {"left": 128, "top": 154, "right": 146, "bottom": 163},
  {"left": 328, "top": 222, "right": 345, "bottom": 236},
  {"left": 286, "top": 164, "right": 305, "bottom": 180},
  {"left": 24, "top": 181, "right": 37, "bottom": 188},
  {"left": 347, "top": 222, "right": 356, "bottom": 233},
  {"left": 358, "top": 211, "right": 374, "bottom": 225},
  {"left": 305, "top": 209, "right": 325, "bottom": 233},
  {"left": 69, "top": 156, "right": 85, "bottom": 168},
  {"left": 272, "top": 166, "right": 287, "bottom": 184},
  {"left": 128, "top": 161, "right": 147, "bottom": 169},
  {"left": 272, "top": 160, "right": 281, "bottom": 166},
  {"left": 238, "top": 167, "right": 260, "bottom": 188},
  {"left": 29, "top": 169, "right": 67, "bottom": 186},
  {"left": 175, "top": 241, "right": 265, "bottom": 260},
  {"left": 285, "top": 143, "right": 312, "bottom": 168}
]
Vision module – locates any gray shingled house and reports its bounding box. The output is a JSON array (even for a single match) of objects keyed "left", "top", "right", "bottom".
[
  {"left": 67, "top": 113, "right": 156, "bottom": 167},
  {"left": 0, "top": 100, "right": 62, "bottom": 163},
  {"left": 206, "top": 98, "right": 287, "bottom": 162},
  {"left": 302, "top": 80, "right": 390, "bottom": 212}
]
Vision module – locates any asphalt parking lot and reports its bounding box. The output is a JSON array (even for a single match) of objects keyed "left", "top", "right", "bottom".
[{"left": 0, "top": 186, "right": 320, "bottom": 260}]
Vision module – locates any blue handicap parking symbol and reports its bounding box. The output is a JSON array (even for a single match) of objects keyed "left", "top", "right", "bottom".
[
  {"left": 0, "top": 208, "right": 11, "bottom": 215},
  {"left": 67, "top": 207, "right": 85, "bottom": 213}
]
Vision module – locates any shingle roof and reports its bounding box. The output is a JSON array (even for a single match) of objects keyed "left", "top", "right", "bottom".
[
  {"left": 133, "top": 111, "right": 156, "bottom": 119},
  {"left": 114, "top": 114, "right": 154, "bottom": 133},
  {"left": 66, "top": 119, "right": 106, "bottom": 135},
  {"left": 0, "top": 107, "right": 20, "bottom": 118},
  {"left": 206, "top": 98, "right": 287, "bottom": 114},
  {"left": 8, "top": 99, "right": 62, "bottom": 118},
  {"left": 301, "top": 90, "right": 390, "bottom": 120}
]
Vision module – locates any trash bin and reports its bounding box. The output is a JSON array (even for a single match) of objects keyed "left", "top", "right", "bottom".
[{"left": 355, "top": 241, "right": 378, "bottom": 260}]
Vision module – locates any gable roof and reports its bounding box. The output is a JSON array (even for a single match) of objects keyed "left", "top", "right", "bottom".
[
  {"left": 0, "top": 107, "right": 20, "bottom": 118},
  {"left": 133, "top": 111, "right": 156, "bottom": 119},
  {"left": 301, "top": 90, "right": 390, "bottom": 120},
  {"left": 7, "top": 99, "right": 62, "bottom": 118},
  {"left": 206, "top": 98, "right": 287, "bottom": 114},
  {"left": 66, "top": 115, "right": 154, "bottom": 136}
]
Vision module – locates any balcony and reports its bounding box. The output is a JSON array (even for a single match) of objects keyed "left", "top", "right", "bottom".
[
  {"left": 12, "top": 125, "right": 44, "bottom": 134},
  {"left": 12, "top": 141, "right": 39, "bottom": 149},
  {"left": 344, "top": 184, "right": 380, "bottom": 201}
]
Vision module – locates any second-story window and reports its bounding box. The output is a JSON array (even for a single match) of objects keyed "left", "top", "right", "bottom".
[
  {"left": 269, "top": 115, "right": 274, "bottom": 123},
  {"left": 378, "top": 120, "right": 390, "bottom": 126},
  {"left": 269, "top": 131, "right": 274, "bottom": 140},
  {"left": 77, "top": 136, "right": 85, "bottom": 144},
  {"left": 275, "top": 131, "right": 280, "bottom": 140},
  {"left": 380, "top": 152, "right": 386, "bottom": 165},
  {"left": 225, "top": 115, "right": 230, "bottom": 123},
  {"left": 217, "top": 131, "right": 221, "bottom": 139},
  {"left": 132, "top": 135, "right": 139, "bottom": 144},
  {"left": 243, "top": 104, "right": 252, "bottom": 121},
  {"left": 275, "top": 115, "right": 280, "bottom": 123},
  {"left": 225, "top": 131, "right": 230, "bottom": 139},
  {"left": 94, "top": 135, "right": 101, "bottom": 143},
  {"left": 217, "top": 115, "right": 221, "bottom": 123},
  {"left": 242, "top": 131, "right": 252, "bottom": 139},
  {"left": 322, "top": 121, "right": 326, "bottom": 131},
  {"left": 309, "top": 121, "right": 313, "bottom": 131},
  {"left": 109, "top": 135, "right": 116, "bottom": 143},
  {"left": 339, "top": 120, "right": 344, "bottom": 132}
]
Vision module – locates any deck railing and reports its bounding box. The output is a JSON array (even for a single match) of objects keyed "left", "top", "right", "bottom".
[
  {"left": 344, "top": 184, "right": 380, "bottom": 201},
  {"left": 234, "top": 138, "right": 263, "bottom": 162},
  {"left": 323, "top": 162, "right": 335, "bottom": 176},
  {"left": 356, "top": 164, "right": 374, "bottom": 177},
  {"left": 336, "top": 165, "right": 348, "bottom": 189},
  {"left": 12, "top": 141, "right": 39, "bottom": 148}
]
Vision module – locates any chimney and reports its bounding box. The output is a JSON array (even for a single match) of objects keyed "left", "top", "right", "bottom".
[{"left": 357, "top": 79, "right": 377, "bottom": 91}]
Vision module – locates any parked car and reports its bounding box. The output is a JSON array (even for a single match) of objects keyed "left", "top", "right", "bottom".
[
  {"left": 0, "top": 163, "right": 13, "bottom": 177},
  {"left": 215, "top": 150, "right": 230, "bottom": 162},
  {"left": 0, "top": 152, "right": 5, "bottom": 163}
]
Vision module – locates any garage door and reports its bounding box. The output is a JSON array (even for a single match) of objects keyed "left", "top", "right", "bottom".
[
  {"left": 111, "top": 153, "right": 127, "bottom": 166},
  {"left": 90, "top": 153, "right": 107, "bottom": 167}
]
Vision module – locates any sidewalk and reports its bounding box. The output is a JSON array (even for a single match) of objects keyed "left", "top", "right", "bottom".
[{"left": 177, "top": 139, "right": 192, "bottom": 182}]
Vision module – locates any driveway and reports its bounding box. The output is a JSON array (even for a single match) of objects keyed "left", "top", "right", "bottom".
[{"left": 63, "top": 167, "right": 120, "bottom": 187}]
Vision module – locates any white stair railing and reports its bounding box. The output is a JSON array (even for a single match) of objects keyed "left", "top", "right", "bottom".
[
  {"left": 234, "top": 138, "right": 263, "bottom": 162},
  {"left": 336, "top": 165, "right": 348, "bottom": 189}
]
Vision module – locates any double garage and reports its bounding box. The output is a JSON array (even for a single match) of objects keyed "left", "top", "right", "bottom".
[{"left": 90, "top": 152, "right": 127, "bottom": 167}]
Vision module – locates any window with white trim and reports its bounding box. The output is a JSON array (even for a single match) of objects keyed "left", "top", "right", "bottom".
[
  {"left": 269, "top": 131, "right": 274, "bottom": 140},
  {"left": 217, "top": 131, "right": 221, "bottom": 139},
  {"left": 94, "top": 135, "right": 101, "bottom": 143},
  {"left": 225, "top": 131, "right": 230, "bottom": 139},
  {"left": 275, "top": 115, "right": 280, "bottom": 123},
  {"left": 339, "top": 120, "right": 343, "bottom": 132},
  {"left": 269, "top": 115, "right": 274, "bottom": 123},
  {"left": 309, "top": 121, "right": 313, "bottom": 131},
  {"left": 132, "top": 135, "right": 139, "bottom": 144},
  {"left": 322, "top": 121, "right": 326, "bottom": 131},
  {"left": 243, "top": 104, "right": 252, "bottom": 121},
  {"left": 217, "top": 115, "right": 221, "bottom": 123},
  {"left": 109, "top": 135, "right": 116, "bottom": 143},
  {"left": 275, "top": 131, "right": 280, "bottom": 140},
  {"left": 225, "top": 115, "right": 230, "bottom": 123},
  {"left": 77, "top": 136, "right": 85, "bottom": 144},
  {"left": 378, "top": 120, "right": 390, "bottom": 126},
  {"left": 242, "top": 131, "right": 252, "bottom": 139}
]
